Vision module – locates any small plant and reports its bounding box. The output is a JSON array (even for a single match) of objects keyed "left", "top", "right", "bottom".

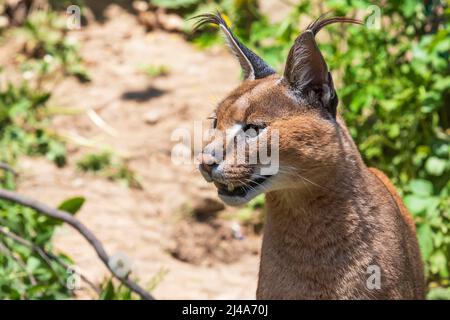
[
  {"left": 77, "top": 151, "right": 142, "bottom": 189},
  {"left": 147, "top": 268, "right": 169, "bottom": 292},
  {"left": 0, "top": 5, "right": 90, "bottom": 299},
  {"left": 16, "top": 9, "right": 90, "bottom": 83},
  {"left": 99, "top": 267, "right": 167, "bottom": 300},
  {"left": 76, "top": 151, "right": 112, "bottom": 172},
  {"left": 0, "top": 81, "right": 67, "bottom": 167},
  {"left": 138, "top": 63, "right": 170, "bottom": 78},
  {"left": 0, "top": 4, "right": 147, "bottom": 301},
  {"left": 0, "top": 195, "right": 85, "bottom": 299},
  {"left": 99, "top": 278, "right": 136, "bottom": 300}
]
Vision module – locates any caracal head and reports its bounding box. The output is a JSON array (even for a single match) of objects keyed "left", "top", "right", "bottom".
[{"left": 194, "top": 13, "right": 362, "bottom": 206}]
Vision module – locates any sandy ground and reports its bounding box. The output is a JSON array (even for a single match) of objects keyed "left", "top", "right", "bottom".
[{"left": 12, "top": 5, "right": 264, "bottom": 299}]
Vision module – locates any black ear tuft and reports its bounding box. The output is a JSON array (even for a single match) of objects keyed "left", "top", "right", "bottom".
[{"left": 192, "top": 11, "right": 275, "bottom": 80}]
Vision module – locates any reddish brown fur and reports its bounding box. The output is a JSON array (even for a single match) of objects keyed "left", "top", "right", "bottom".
[
  {"left": 197, "top": 15, "right": 424, "bottom": 299},
  {"left": 203, "top": 76, "right": 425, "bottom": 299}
]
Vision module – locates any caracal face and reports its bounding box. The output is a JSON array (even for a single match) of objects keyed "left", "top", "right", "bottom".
[
  {"left": 194, "top": 13, "right": 361, "bottom": 206},
  {"left": 197, "top": 75, "right": 342, "bottom": 206}
]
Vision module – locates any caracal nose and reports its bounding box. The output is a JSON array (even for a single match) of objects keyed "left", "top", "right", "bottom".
[{"left": 197, "top": 153, "right": 218, "bottom": 175}]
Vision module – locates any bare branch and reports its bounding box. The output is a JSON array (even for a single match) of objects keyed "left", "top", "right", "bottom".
[
  {"left": 0, "top": 188, "right": 155, "bottom": 300},
  {"left": 0, "top": 162, "right": 18, "bottom": 176}
]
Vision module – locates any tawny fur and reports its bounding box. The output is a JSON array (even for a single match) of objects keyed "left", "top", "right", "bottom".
[
  {"left": 215, "top": 79, "right": 424, "bottom": 299},
  {"left": 196, "top": 14, "right": 425, "bottom": 300},
  {"left": 257, "top": 115, "right": 425, "bottom": 299}
]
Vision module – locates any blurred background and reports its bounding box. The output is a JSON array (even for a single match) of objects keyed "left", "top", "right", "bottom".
[{"left": 0, "top": 0, "right": 448, "bottom": 299}]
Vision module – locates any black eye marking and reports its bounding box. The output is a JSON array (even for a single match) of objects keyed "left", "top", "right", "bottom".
[
  {"left": 208, "top": 115, "right": 217, "bottom": 129},
  {"left": 243, "top": 123, "right": 266, "bottom": 132}
]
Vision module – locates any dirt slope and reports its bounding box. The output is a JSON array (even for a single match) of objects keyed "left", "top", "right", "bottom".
[{"left": 16, "top": 5, "right": 260, "bottom": 299}]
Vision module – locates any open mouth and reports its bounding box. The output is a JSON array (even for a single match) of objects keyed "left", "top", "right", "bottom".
[{"left": 214, "top": 176, "right": 270, "bottom": 198}]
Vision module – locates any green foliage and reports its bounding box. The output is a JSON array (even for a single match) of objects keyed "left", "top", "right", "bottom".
[
  {"left": 0, "top": 5, "right": 92, "bottom": 300},
  {"left": 320, "top": 1, "right": 449, "bottom": 292},
  {"left": 17, "top": 10, "right": 90, "bottom": 82},
  {"left": 181, "top": 0, "right": 449, "bottom": 296},
  {"left": 77, "top": 151, "right": 142, "bottom": 189},
  {"left": 77, "top": 151, "right": 112, "bottom": 172},
  {"left": 98, "top": 267, "right": 167, "bottom": 300},
  {"left": 0, "top": 81, "right": 67, "bottom": 167},
  {"left": 99, "top": 278, "right": 136, "bottom": 300},
  {"left": 0, "top": 6, "right": 76, "bottom": 170},
  {"left": 0, "top": 194, "right": 85, "bottom": 299},
  {"left": 427, "top": 286, "right": 450, "bottom": 300}
]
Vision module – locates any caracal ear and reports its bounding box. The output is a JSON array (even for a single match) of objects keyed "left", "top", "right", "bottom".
[
  {"left": 283, "top": 16, "right": 362, "bottom": 118},
  {"left": 192, "top": 11, "right": 275, "bottom": 80}
]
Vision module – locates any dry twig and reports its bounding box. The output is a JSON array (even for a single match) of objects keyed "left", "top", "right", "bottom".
[{"left": 0, "top": 162, "right": 18, "bottom": 176}]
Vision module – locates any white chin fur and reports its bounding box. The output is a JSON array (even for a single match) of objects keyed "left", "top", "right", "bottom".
[{"left": 218, "top": 188, "right": 262, "bottom": 206}]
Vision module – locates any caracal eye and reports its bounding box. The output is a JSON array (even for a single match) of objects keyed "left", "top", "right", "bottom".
[
  {"left": 243, "top": 123, "right": 266, "bottom": 141},
  {"left": 243, "top": 123, "right": 266, "bottom": 139},
  {"left": 246, "top": 128, "right": 258, "bottom": 139}
]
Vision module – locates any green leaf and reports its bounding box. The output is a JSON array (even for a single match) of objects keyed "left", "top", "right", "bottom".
[
  {"left": 26, "top": 256, "right": 41, "bottom": 272},
  {"left": 387, "top": 123, "right": 400, "bottom": 138},
  {"left": 57, "top": 197, "right": 85, "bottom": 215},
  {"left": 429, "top": 251, "right": 449, "bottom": 278},
  {"left": 409, "top": 179, "right": 433, "bottom": 196},
  {"left": 425, "top": 157, "right": 447, "bottom": 176},
  {"left": 404, "top": 195, "right": 433, "bottom": 216},
  {"left": 417, "top": 224, "right": 433, "bottom": 260},
  {"left": 248, "top": 194, "right": 265, "bottom": 209},
  {"left": 27, "top": 284, "right": 48, "bottom": 296},
  {"left": 99, "top": 279, "right": 115, "bottom": 300},
  {"left": 427, "top": 287, "right": 450, "bottom": 300}
]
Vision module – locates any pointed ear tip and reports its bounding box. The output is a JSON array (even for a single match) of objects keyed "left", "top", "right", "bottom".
[
  {"left": 303, "top": 30, "right": 316, "bottom": 40},
  {"left": 190, "top": 12, "right": 224, "bottom": 28}
]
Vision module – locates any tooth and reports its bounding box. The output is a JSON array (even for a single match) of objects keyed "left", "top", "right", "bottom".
[{"left": 227, "top": 184, "right": 234, "bottom": 192}]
